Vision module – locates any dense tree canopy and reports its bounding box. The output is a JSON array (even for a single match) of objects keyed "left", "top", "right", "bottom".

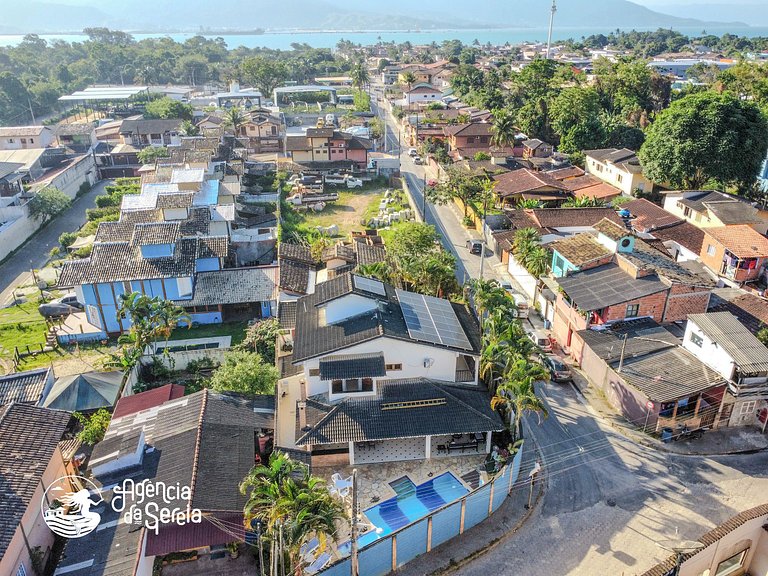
[{"left": 639, "top": 91, "right": 768, "bottom": 191}]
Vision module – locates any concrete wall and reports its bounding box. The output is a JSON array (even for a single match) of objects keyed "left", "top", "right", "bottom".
[
  {"left": 507, "top": 255, "right": 537, "bottom": 300},
  {"left": 0, "top": 206, "right": 35, "bottom": 262},
  {"left": 683, "top": 318, "right": 737, "bottom": 381},
  {"left": 37, "top": 154, "right": 97, "bottom": 199}
]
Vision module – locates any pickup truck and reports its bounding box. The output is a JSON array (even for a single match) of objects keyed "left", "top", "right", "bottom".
[{"left": 325, "top": 175, "right": 363, "bottom": 188}]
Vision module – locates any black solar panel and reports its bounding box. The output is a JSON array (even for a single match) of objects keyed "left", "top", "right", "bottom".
[
  {"left": 396, "top": 289, "right": 472, "bottom": 351},
  {"left": 353, "top": 275, "right": 386, "bottom": 296}
]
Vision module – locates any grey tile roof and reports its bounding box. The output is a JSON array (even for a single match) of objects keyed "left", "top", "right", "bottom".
[
  {"left": 577, "top": 318, "right": 679, "bottom": 362},
  {"left": 678, "top": 191, "right": 761, "bottom": 224},
  {"left": 319, "top": 353, "right": 386, "bottom": 380},
  {"left": 278, "top": 301, "right": 297, "bottom": 329},
  {"left": 296, "top": 379, "right": 503, "bottom": 445},
  {"left": 687, "top": 311, "right": 768, "bottom": 373},
  {"left": 292, "top": 274, "right": 481, "bottom": 362},
  {"left": 119, "top": 118, "right": 182, "bottom": 135},
  {"left": 156, "top": 192, "right": 194, "bottom": 209},
  {"left": 195, "top": 235, "right": 229, "bottom": 259},
  {"left": 179, "top": 207, "right": 212, "bottom": 236},
  {"left": 178, "top": 266, "right": 278, "bottom": 307},
  {"left": 0, "top": 367, "right": 50, "bottom": 405},
  {"left": 132, "top": 222, "right": 180, "bottom": 245},
  {"left": 615, "top": 347, "right": 725, "bottom": 402},
  {"left": 354, "top": 242, "right": 386, "bottom": 266},
  {"left": 0, "top": 404, "right": 70, "bottom": 559},
  {"left": 278, "top": 242, "right": 316, "bottom": 266},
  {"left": 555, "top": 263, "right": 668, "bottom": 312},
  {"left": 279, "top": 259, "right": 311, "bottom": 294},
  {"left": 619, "top": 239, "right": 714, "bottom": 287}
]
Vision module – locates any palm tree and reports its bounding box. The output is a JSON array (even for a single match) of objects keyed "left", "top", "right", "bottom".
[
  {"left": 350, "top": 60, "right": 370, "bottom": 91},
  {"left": 401, "top": 71, "right": 417, "bottom": 94},
  {"left": 357, "top": 261, "right": 391, "bottom": 284},
  {"left": 180, "top": 119, "right": 200, "bottom": 137},
  {"left": 469, "top": 279, "right": 510, "bottom": 320},
  {"left": 491, "top": 359, "right": 549, "bottom": 441},
  {"left": 562, "top": 196, "right": 606, "bottom": 208},
  {"left": 490, "top": 109, "right": 517, "bottom": 149},
  {"left": 511, "top": 227, "right": 539, "bottom": 257},
  {"left": 516, "top": 199, "right": 543, "bottom": 209},
  {"left": 240, "top": 453, "right": 346, "bottom": 575},
  {"left": 519, "top": 244, "right": 550, "bottom": 278},
  {"left": 152, "top": 299, "right": 192, "bottom": 348},
  {"left": 224, "top": 107, "right": 246, "bottom": 136}
]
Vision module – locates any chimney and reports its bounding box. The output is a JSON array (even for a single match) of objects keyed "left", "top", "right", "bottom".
[{"left": 298, "top": 380, "right": 308, "bottom": 431}]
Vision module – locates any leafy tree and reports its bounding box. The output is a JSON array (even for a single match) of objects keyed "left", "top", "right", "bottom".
[
  {"left": 758, "top": 326, "right": 768, "bottom": 348},
  {"left": 550, "top": 87, "right": 606, "bottom": 153},
  {"left": 144, "top": 96, "right": 193, "bottom": 120},
  {"left": 208, "top": 350, "right": 279, "bottom": 396},
  {"left": 27, "top": 186, "right": 71, "bottom": 223},
  {"left": 241, "top": 56, "right": 289, "bottom": 100},
  {"left": 237, "top": 318, "right": 280, "bottom": 364},
  {"left": 137, "top": 146, "right": 170, "bottom": 165},
  {"left": 718, "top": 62, "right": 768, "bottom": 105},
  {"left": 427, "top": 166, "right": 483, "bottom": 218},
  {"left": 639, "top": 91, "right": 768, "bottom": 191},
  {"left": 562, "top": 196, "right": 606, "bottom": 208},
  {"left": 401, "top": 70, "right": 417, "bottom": 94},
  {"left": 74, "top": 409, "right": 111, "bottom": 445},
  {"left": 473, "top": 152, "right": 491, "bottom": 161},
  {"left": 240, "top": 453, "right": 346, "bottom": 573},
  {"left": 180, "top": 120, "right": 200, "bottom": 136},
  {"left": 517, "top": 199, "right": 543, "bottom": 209}
]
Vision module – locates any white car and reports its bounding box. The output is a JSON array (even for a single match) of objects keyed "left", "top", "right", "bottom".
[{"left": 408, "top": 148, "right": 418, "bottom": 157}]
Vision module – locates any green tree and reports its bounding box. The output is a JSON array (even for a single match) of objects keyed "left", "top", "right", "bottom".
[
  {"left": 550, "top": 87, "right": 606, "bottom": 153},
  {"left": 137, "top": 146, "right": 170, "bottom": 165},
  {"left": 491, "top": 359, "right": 549, "bottom": 441},
  {"left": 237, "top": 318, "right": 281, "bottom": 364},
  {"left": 208, "top": 350, "right": 279, "bottom": 396},
  {"left": 240, "top": 453, "right": 346, "bottom": 574},
  {"left": 490, "top": 109, "right": 517, "bottom": 149},
  {"left": 180, "top": 120, "right": 200, "bottom": 136},
  {"left": 74, "top": 409, "right": 111, "bottom": 445},
  {"left": 562, "top": 196, "right": 606, "bottom": 208},
  {"left": 144, "top": 96, "right": 193, "bottom": 120},
  {"left": 639, "top": 91, "right": 768, "bottom": 191},
  {"left": 224, "top": 107, "right": 246, "bottom": 135},
  {"left": 401, "top": 71, "right": 417, "bottom": 93},
  {"left": 427, "top": 166, "right": 483, "bottom": 218},
  {"left": 241, "top": 56, "right": 289, "bottom": 100},
  {"left": 27, "top": 186, "right": 71, "bottom": 223},
  {"left": 350, "top": 60, "right": 370, "bottom": 91}
]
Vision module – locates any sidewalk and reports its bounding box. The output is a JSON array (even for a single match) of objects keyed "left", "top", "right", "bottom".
[
  {"left": 393, "top": 464, "right": 545, "bottom": 576},
  {"left": 565, "top": 361, "right": 768, "bottom": 456}
]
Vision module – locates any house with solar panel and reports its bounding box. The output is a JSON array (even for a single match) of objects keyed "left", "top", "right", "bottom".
[
  {"left": 57, "top": 162, "right": 278, "bottom": 338},
  {"left": 275, "top": 272, "right": 505, "bottom": 467}
]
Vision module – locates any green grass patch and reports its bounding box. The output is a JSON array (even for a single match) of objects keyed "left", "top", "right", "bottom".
[{"left": 170, "top": 321, "right": 248, "bottom": 346}]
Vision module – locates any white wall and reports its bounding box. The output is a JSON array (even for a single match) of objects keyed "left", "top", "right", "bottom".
[
  {"left": 682, "top": 319, "right": 737, "bottom": 381},
  {"left": 303, "top": 336, "right": 476, "bottom": 396},
  {"left": 36, "top": 154, "right": 97, "bottom": 199},
  {"left": 0, "top": 208, "right": 35, "bottom": 262},
  {"left": 323, "top": 294, "right": 377, "bottom": 325},
  {"left": 507, "top": 255, "right": 537, "bottom": 300}
]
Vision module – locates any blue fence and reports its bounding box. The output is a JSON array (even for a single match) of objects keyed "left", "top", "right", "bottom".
[{"left": 319, "top": 444, "right": 524, "bottom": 576}]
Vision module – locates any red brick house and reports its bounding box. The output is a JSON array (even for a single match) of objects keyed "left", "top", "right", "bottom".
[
  {"left": 285, "top": 128, "right": 370, "bottom": 167},
  {"left": 493, "top": 168, "right": 571, "bottom": 207},
  {"left": 551, "top": 219, "right": 714, "bottom": 350}
]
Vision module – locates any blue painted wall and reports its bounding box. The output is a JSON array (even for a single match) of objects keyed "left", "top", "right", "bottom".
[
  {"left": 96, "top": 283, "right": 121, "bottom": 332},
  {"left": 551, "top": 250, "right": 580, "bottom": 278},
  {"left": 190, "top": 311, "right": 222, "bottom": 324}
]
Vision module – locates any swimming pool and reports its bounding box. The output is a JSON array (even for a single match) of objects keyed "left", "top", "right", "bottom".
[{"left": 338, "top": 472, "right": 469, "bottom": 555}]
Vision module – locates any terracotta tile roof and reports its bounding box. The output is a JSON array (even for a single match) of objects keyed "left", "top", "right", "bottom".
[
  {"left": 708, "top": 290, "right": 768, "bottom": 334},
  {"left": 531, "top": 209, "right": 624, "bottom": 231},
  {"left": 547, "top": 166, "right": 585, "bottom": 180},
  {"left": 593, "top": 218, "right": 631, "bottom": 240},
  {"left": 279, "top": 259, "right": 311, "bottom": 294},
  {"left": 623, "top": 198, "right": 682, "bottom": 231},
  {"left": 705, "top": 225, "right": 768, "bottom": 258},
  {"left": 444, "top": 122, "right": 492, "bottom": 137},
  {"left": 558, "top": 174, "right": 602, "bottom": 191},
  {"left": 493, "top": 169, "right": 569, "bottom": 198},
  {"left": 0, "top": 367, "right": 51, "bottom": 405},
  {"left": 549, "top": 233, "right": 611, "bottom": 267},
  {"left": 651, "top": 221, "right": 706, "bottom": 254},
  {"left": 0, "top": 125, "right": 48, "bottom": 137},
  {"left": 573, "top": 183, "right": 622, "bottom": 200}
]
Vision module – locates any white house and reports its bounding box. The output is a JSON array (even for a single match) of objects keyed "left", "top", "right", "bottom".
[
  {"left": 684, "top": 311, "right": 768, "bottom": 430},
  {"left": 403, "top": 83, "right": 443, "bottom": 107},
  {"left": 0, "top": 126, "right": 55, "bottom": 151},
  {"left": 584, "top": 148, "right": 653, "bottom": 196}
]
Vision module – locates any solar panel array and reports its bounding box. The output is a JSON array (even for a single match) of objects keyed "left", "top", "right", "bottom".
[
  {"left": 353, "top": 275, "right": 387, "bottom": 296},
  {"left": 396, "top": 289, "right": 473, "bottom": 351}
]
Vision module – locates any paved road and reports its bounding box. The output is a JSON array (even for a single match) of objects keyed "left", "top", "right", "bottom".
[
  {"left": 0, "top": 179, "right": 110, "bottom": 304},
  {"left": 374, "top": 92, "right": 768, "bottom": 575}
]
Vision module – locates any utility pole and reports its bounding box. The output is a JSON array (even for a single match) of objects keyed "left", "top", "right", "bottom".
[
  {"left": 546, "top": 0, "right": 557, "bottom": 60},
  {"left": 27, "top": 98, "right": 36, "bottom": 124},
  {"left": 350, "top": 469, "right": 359, "bottom": 576}
]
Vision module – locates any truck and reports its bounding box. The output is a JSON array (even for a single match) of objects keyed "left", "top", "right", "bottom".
[{"left": 325, "top": 174, "right": 363, "bottom": 188}]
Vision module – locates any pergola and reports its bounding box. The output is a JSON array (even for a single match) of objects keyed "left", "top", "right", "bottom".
[
  {"left": 273, "top": 85, "right": 339, "bottom": 106},
  {"left": 58, "top": 85, "right": 150, "bottom": 118}
]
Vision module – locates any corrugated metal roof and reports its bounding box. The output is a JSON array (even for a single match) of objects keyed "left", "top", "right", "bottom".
[{"left": 687, "top": 311, "right": 768, "bottom": 373}]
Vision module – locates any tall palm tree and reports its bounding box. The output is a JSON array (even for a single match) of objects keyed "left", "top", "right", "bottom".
[
  {"left": 240, "top": 453, "right": 346, "bottom": 576},
  {"left": 491, "top": 359, "right": 549, "bottom": 441},
  {"left": 224, "top": 107, "right": 246, "bottom": 136},
  {"left": 511, "top": 227, "right": 539, "bottom": 256},
  {"left": 152, "top": 299, "right": 192, "bottom": 348},
  {"left": 490, "top": 109, "right": 517, "bottom": 149},
  {"left": 401, "top": 71, "right": 417, "bottom": 93},
  {"left": 350, "top": 60, "right": 370, "bottom": 92},
  {"left": 520, "top": 244, "right": 550, "bottom": 278}
]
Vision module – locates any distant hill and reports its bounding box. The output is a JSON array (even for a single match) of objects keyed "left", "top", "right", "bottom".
[{"left": 1, "top": 0, "right": 747, "bottom": 34}]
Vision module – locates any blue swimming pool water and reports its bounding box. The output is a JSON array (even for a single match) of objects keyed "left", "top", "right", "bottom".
[{"left": 338, "top": 472, "right": 469, "bottom": 556}]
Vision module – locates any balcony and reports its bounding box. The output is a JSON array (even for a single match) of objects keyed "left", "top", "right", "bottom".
[
  {"left": 455, "top": 354, "right": 477, "bottom": 383},
  {"left": 331, "top": 378, "right": 374, "bottom": 394},
  {"left": 455, "top": 369, "right": 475, "bottom": 383}
]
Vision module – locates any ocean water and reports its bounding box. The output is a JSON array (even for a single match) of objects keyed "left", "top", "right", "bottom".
[{"left": 1, "top": 26, "right": 767, "bottom": 49}]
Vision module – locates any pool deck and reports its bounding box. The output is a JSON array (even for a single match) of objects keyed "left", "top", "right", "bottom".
[{"left": 314, "top": 454, "right": 487, "bottom": 509}]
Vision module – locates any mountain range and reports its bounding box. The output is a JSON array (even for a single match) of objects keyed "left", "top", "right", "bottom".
[{"left": 0, "top": 0, "right": 748, "bottom": 35}]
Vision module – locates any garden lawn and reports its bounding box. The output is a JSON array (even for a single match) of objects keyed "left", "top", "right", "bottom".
[
  {"left": 0, "top": 297, "right": 48, "bottom": 366},
  {"left": 170, "top": 321, "right": 249, "bottom": 346}
]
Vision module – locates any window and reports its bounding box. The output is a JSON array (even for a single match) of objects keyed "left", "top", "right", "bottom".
[
  {"left": 740, "top": 400, "right": 757, "bottom": 415},
  {"left": 625, "top": 304, "right": 640, "bottom": 318},
  {"left": 271, "top": 126, "right": 277, "bottom": 135},
  {"left": 29, "top": 138, "right": 34, "bottom": 143},
  {"left": 20, "top": 138, "right": 26, "bottom": 144},
  {"left": 689, "top": 332, "right": 704, "bottom": 347},
  {"left": 385, "top": 363, "right": 402, "bottom": 371},
  {"left": 707, "top": 244, "right": 716, "bottom": 256},
  {"left": 616, "top": 174, "right": 623, "bottom": 183},
  {"left": 8, "top": 138, "right": 14, "bottom": 143},
  {"left": 715, "top": 550, "right": 747, "bottom": 576},
  {"left": 553, "top": 255, "right": 564, "bottom": 271},
  {"left": 177, "top": 277, "right": 193, "bottom": 299},
  {"left": 309, "top": 368, "right": 320, "bottom": 377}
]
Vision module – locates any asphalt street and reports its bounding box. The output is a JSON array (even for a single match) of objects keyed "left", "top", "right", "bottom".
[{"left": 373, "top": 90, "right": 768, "bottom": 575}]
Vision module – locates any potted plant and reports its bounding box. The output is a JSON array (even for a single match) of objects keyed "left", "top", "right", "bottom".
[{"left": 226, "top": 541, "right": 240, "bottom": 559}]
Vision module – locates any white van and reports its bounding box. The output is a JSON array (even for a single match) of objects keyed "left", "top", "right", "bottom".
[
  {"left": 528, "top": 329, "right": 552, "bottom": 352},
  {"left": 499, "top": 281, "right": 529, "bottom": 318}
]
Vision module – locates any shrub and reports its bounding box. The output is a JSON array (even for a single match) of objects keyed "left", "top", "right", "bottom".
[
  {"left": 86, "top": 206, "right": 120, "bottom": 221},
  {"left": 74, "top": 409, "right": 111, "bottom": 445},
  {"left": 73, "top": 245, "right": 92, "bottom": 258},
  {"left": 58, "top": 231, "right": 77, "bottom": 248},
  {"left": 95, "top": 194, "right": 120, "bottom": 208}
]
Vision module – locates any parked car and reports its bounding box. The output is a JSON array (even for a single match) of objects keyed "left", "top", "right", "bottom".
[
  {"left": 413, "top": 156, "right": 424, "bottom": 165},
  {"left": 325, "top": 113, "right": 337, "bottom": 126},
  {"left": 316, "top": 117, "right": 325, "bottom": 128},
  {"left": 541, "top": 354, "right": 573, "bottom": 383},
  {"left": 408, "top": 148, "right": 418, "bottom": 157},
  {"left": 527, "top": 329, "right": 553, "bottom": 352},
  {"left": 427, "top": 179, "right": 438, "bottom": 187},
  {"left": 466, "top": 239, "right": 483, "bottom": 255},
  {"left": 38, "top": 293, "right": 83, "bottom": 318},
  {"left": 325, "top": 175, "right": 363, "bottom": 188},
  {"left": 499, "top": 282, "right": 529, "bottom": 318}
]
